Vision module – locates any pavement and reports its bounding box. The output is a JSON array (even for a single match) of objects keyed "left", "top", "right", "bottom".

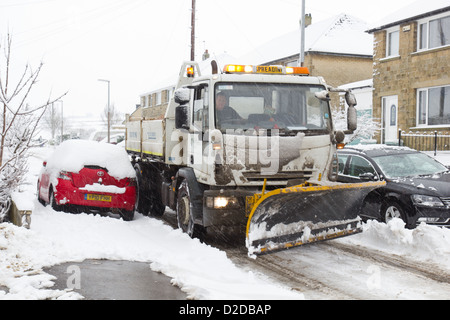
[{"left": 45, "top": 259, "right": 187, "bottom": 300}]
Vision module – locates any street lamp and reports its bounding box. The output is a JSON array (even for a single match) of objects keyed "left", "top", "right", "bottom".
[{"left": 98, "top": 79, "right": 110, "bottom": 143}]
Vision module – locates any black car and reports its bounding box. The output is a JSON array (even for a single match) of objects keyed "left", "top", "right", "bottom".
[{"left": 337, "top": 145, "right": 450, "bottom": 228}]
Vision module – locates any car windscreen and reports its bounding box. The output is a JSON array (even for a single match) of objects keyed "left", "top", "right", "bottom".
[
  {"left": 372, "top": 152, "right": 447, "bottom": 178},
  {"left": 214, "top": 83, "right": 332, "bottom": 135}
]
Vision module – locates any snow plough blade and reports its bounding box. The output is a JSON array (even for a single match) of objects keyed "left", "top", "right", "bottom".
[{"left": 246, "top": 181, "right": 385, "bottom": 255}]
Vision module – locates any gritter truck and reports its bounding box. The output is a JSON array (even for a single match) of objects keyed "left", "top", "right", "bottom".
[{"left": 125, "top": 61, "right": 384, "bottom": 254}]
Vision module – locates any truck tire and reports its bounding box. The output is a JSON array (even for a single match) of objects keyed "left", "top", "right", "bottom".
[
  {"left": 134, "top": 165, "right": 150, "bottom": 216},
  {"left": 148, "top": 196, "right": 165, "bottom": 217},
  {"left": 119, "top": 209, "right": 135, "bottom": 221},
  {"left": 177, "top": 179, "right": 205, "bottom": 240}
]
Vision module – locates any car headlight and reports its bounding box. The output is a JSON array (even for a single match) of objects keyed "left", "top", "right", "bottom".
[{"left": 411, "top": 194, "right": 445, "bottom": 207}]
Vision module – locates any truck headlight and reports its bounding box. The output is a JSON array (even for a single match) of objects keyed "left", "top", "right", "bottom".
[
  {"left": 411, "top": 195, "right": 445, "bottom": 207},
  {"left": 206, "top": 196, "right": 240, "bottom": 209}
]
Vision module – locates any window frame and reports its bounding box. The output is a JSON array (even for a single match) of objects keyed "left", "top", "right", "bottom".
[
  {"left": 386, "top": 27, "right": 400, "bottom": 57},
  {"left": 417, "top": 12, "right": 450, "bottom": 52},
  {"left": 338, "top": 154, "right": 380, "bottom": 180},
  {"left": 416, "top": 84, "right": 450, "bottom": 128}
]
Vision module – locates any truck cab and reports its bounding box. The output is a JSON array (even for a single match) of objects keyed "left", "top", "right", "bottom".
[{"left": 171, "top": 63, "right": 339, "bottom": 187}]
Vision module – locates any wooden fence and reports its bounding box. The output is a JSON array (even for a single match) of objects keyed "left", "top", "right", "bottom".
[{"left": 399, "top": 130, "right": 450, "bottom": 155}]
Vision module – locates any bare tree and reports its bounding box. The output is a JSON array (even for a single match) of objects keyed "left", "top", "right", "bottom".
[
  {"left": 101, "top": 103, "right": 123, "bottom": 127},
  {"left": 0, "top": 33, "right": 66, "bottom": 221},
  {"left": 43, "top": 102, "right": 63, "bottom": 141},
  {"left": 332, "top": 106, "right": 381, "bottom": 144}
]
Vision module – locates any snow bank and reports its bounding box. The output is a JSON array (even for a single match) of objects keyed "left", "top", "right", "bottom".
[
  {"left": 0, "top": 204, "right": 303, "bottom": 300},
  {"left": 341, "top": 218, "right": 450, "bottom": 269}
]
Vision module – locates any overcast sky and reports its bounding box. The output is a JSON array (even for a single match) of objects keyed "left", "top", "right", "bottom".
[{"left": 0, "top": 0, "right": 420, "bottom": 118}]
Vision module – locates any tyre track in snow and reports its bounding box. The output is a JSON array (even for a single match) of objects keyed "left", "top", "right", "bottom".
[
  {"left": 221, "top": 240, "right": 450, "bottom": 300},
  {"left": 160, "top": 212, "right": 450, "bottom": 299},
  {"left": 321, "top": 241, "right": 450, "bottom": 285},
  {"left": 225, "top": 246, "right": 358, "bottom": 299}
]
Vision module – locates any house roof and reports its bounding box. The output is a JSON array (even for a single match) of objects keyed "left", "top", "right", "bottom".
[
  {"left": 240, "top": 13, "right": 373, "bottom": 65},
  {"left": 367, "top": 0, "right": 450, "bottom": 33}
]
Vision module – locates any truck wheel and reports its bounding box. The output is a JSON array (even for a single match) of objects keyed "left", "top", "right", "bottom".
[
  {"left": 177, "top": 179, "right": 205, "bottom": 240},
  {"left": 134, "top": 165, "right": 150, "bottom": 216},
  {"left": 119, "top": 209, "right": 134, "bottom": 221},
  {"left": 149, "top": 199, "right": 165, "bottom": 217}
]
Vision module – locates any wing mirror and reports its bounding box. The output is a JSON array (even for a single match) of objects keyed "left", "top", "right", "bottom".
[
  {"left": 345, "top": 92, "right": 357, "bottom": 133},
  {"left": 174, "top": 88, "right": 190, "bottom": 130}
]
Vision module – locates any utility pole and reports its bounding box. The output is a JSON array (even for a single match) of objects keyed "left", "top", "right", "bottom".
[
  {"left": 299, "top": 0, "right": 306, "bottom": 67},
  {"left": 191, "top": 0, "right": 196, "bottom": 61}
]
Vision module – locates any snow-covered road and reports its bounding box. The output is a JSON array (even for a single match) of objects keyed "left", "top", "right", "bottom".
[{"left": 0, "top": 146, "right": 449, "bottom": 300}]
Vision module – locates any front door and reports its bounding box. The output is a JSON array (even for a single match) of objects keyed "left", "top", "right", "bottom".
[{"left": 382, "top": 95, "right": 398, "bottom": 144}]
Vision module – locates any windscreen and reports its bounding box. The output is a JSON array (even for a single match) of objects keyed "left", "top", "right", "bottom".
[
  {"left": 373, "top": 152, "right": 447, "bottom": 178},
  {"left": 214, "top": 82, "right": 332, "bottom": 135}
]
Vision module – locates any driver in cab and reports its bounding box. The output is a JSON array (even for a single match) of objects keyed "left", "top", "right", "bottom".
[{"left": 215, "top": 92, "right": 242, "bottom": 123}]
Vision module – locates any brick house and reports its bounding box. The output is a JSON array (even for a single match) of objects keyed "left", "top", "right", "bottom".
[
  {"left": 132, "top": 85, "right": 175, "bottom": 120},
  {"left": 367, "top": 1, "right": 450, "bottom": 144}
]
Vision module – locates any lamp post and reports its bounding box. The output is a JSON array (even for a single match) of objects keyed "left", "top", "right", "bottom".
[
  {"left": 98, "top": 79, "right": 110, "bottom": 143},
  {"left": 299, "top": 0, "right": 306, "bottom": 67}
]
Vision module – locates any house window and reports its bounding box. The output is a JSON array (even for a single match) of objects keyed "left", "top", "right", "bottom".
[
  {"left": 430, "top": 15, "right": 450, "bottom": 48},
  {"left": 147, "top": 95, "right": 152, "bottom": 107},
  {"left": 419, "top": 22, "right": 428, "bottom": 50},
  {"left": 418, "top": 14, "right": 450, "bottom": 50},
  {"left": 387, "top": 29, "right": 399, "bottom": 57},
  {"left": 155, "top": 92, "right": 162, "bottom": 106},
  {"left": 417, "top": 85, "right": 450, "bottom": 126}
]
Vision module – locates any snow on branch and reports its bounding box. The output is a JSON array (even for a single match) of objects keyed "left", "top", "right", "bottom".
[{"left": 0, "top": 32, "right": 67, "bottom": 221}]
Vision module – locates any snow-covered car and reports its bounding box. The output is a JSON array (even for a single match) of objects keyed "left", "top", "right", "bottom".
[
  {"left": 337, "top": 145, "right": 450, "bottom": 228},
  {"left": 37, "top": 140, "right": 137, "bottom": 220}
]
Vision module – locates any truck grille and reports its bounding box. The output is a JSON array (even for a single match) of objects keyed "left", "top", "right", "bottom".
[{"left": 242, "top": 171, "right": 313, "bottom": 182}]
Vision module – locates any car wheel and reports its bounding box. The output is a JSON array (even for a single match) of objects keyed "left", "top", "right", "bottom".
[
  {"left": 382, "top": 201, "right": 406, "bottom": 225},
  {"left": 176, "top": 179, "right": 205, "bottom": 240},
  {"left": 49, "top": 188, "right": 61, "bottom": 211}
]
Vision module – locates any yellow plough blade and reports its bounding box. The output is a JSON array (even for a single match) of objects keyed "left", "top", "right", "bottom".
[{"left": 246, "top": 181, "right": 385, "bottom": 255}]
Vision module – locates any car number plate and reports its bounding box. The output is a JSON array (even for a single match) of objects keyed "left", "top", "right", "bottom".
[{"left": 85, "top": 194, "right": 112, "bottom": 202}]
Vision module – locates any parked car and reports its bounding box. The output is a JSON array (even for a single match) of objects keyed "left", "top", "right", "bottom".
[
  {"left": 37, "top": 140, "right": 137, "bottom": 221},
  {"left": 337, "top": 145, "right": 450, "bottom": 228}
]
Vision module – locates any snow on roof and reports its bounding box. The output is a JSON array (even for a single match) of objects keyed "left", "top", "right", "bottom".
[
  {"left": 367, "top": 0, "right": 450, "bottom": 32},
  {"left": 240, "top": 13, "right": 373, "bottom": 65},
  {"left": 338, "top": 79, "right": 373, "bottom": 91}
]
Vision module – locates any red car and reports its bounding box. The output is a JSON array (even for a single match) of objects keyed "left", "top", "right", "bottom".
[{"left": 37, "top": 140, "right": 137, "bottom": 220}]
